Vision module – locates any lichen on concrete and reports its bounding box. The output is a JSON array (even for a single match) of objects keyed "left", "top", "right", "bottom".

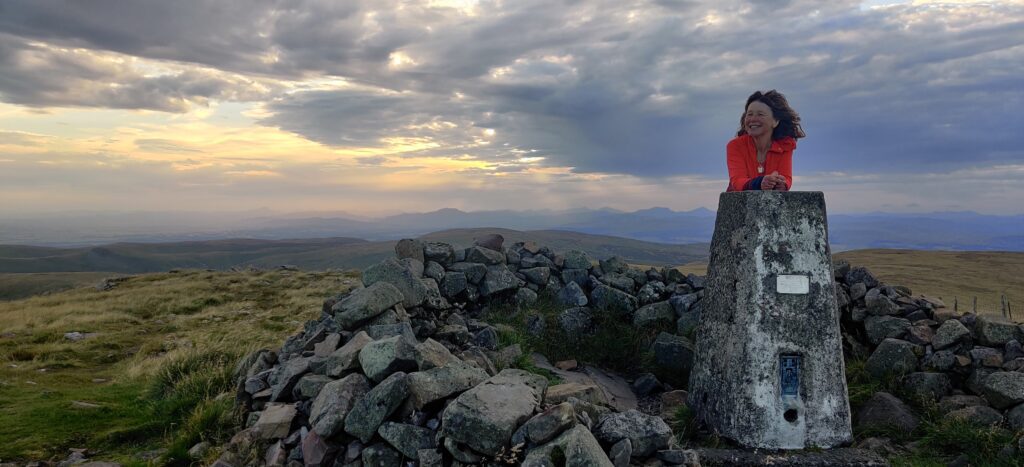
[{"left": 687, "top": 191, "right": 852, "bottom": 449}]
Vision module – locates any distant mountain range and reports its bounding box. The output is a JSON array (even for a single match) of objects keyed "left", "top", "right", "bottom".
[
  {"left": 0, "top": 228, "right": 710, "bottom": 274},
  {"left": 0, "top": 207, "right": 1020, "bottom": 252}
]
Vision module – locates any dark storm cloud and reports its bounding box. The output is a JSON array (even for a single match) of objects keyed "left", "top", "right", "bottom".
[{"left": 0, "top": 0, "right": 1021, "bottom": 176}]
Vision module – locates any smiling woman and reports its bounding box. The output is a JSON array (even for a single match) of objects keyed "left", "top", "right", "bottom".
[{"left": 726, "top": 90, "right": 805, "bottom": 192}]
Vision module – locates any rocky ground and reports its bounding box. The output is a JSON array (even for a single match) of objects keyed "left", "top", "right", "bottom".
[{"left": 11, "top": 234, "right": 1024, "bottom": 466}]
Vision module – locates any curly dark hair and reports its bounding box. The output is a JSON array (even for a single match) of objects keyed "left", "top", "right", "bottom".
[{"left": 736, "top": 90, "right": 806, "bottom": 140}]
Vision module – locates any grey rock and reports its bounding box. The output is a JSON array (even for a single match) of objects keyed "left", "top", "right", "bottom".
[
  {"left": 521, "top": 424, "right": 613, "bottom": 467},
  {"left": 292, "top": 374, "right": 332, "bottom": 400},
  {"left": 521, "top": 267, "right": 551, "bottom": 285},
  {"left": 864, "top": 315, "right": 911, "bottom": 345},
  {"left": 440, "top": 271, "right": 468, "bottom": 298},
  {"left": 435, "top": 324, "right": 472, "bottom": 346},
  {"left": 362, "top": 258, "right": 429, "bottom": 308},
  {"left": 562, "top": 250, "right": 592, "bottom": 269},
  {"left": 600, "top": 256, "right": 629, "bottom": 275},
  {"left": 270, "top": 357, "right": 311, "bottom": 402},
  {"left": 515, "top": 287, "right": 539, "bottom": 308},
  {"left": 631, "top": 373, "right": 662, "bottom": 397},
  {"left": 905, "top": 324, "right": 934, "bottom": 346},
  {"left": 846, "top": 266, "right": 880, "bottom": 289},
  {"left": 511, "top": 401, "right": 576, "bottom": 446},
  {"left": 473, "top": 327, "right": 499, "bottom": 351},
  {"left": 652, "top": 332, "right": 695, "bottom": 374},
  {"left": 938, "top": 394, "right": 987, "bottom": 414},
  {"left": 557, "top": 307, "right": 594, "bottom": 335},
  {"left": 926, "top": 350, "right": 957, "bottom": 372},
  {"left": 358, "top": 335, "right": 417, "bottom": 383},
  {"left": 333, "top": 282, "right": 405, "bottom": 329},
  {"left": 561, "top": 268, "right": 590, "bottom": 289},
  {"left": 590, "top": 284, "right": 639, "bottom": 315},
  {"left": 412, "top": 337, "right": 459, "bottom": 370},
  {"left": 407, "top": 360, "right": 489, "bottom": 408},
  {"left": 522, "top": 254, "right": 555, "bottom": 269},
  {"left": 865, "top": 287, "right": 900, "bottom": 316},
  {"left": 1006, "top": 403, "right": 1024, "bottom": 430},
  {"left": 975, "top": 316, "right": 1020, "bottom": 347},
  {"left": 968, "top": 368, "right": 998, "bottom": 396},
  {"left": 638, "top": 281, "right": 666, "bottom": 305},
  {"left": 557, "top": 281, "right": 589, "bottom": 307},
  {"left": 855, "top": 392, "right": 919, "bottom": 432},
  {"left": 344, "top": 371, "right": 410, "bottom": 443},
  {"left": 479, "top": 265, "right": 519, "bottom": 296},
  {"left": 319, "top": 331, "right": 373, "bottom": 377},
  {"left": 865, "top": 338, "right": 919, "bottom": 379},
  {"left": 466, "top": 246, "right": 505, "bottom": 265},
  {"left": 361, "top": 443, "right": 402, "bottom": 466},
  {"left": 366, "top": 322, "right": 417, "bottom": 343},
  {"left": 395, "top": 238, "right": 425, "bottom": 264},
  {"left": 971, "top": 346, "right": 1004, "bottom": 368},
  {"left": 602, "top": 272, "right": 636, "bottom": 293},
  {"left": 669, "top": 293, "right": 700, "bottom": 315},
  {"left": 420, "top": 277, "right": 451, "bottom": 310},
  {"left": 418, "top": 448, "right": 443, "bottom": 467},
  {"left": 443, "top": 437, "right": 484, "bottom": 463},
  {"left": 424, "top": 242, "right": 455, "bottom": 266},
  {"left": 610, "top": 438, "right": 632, "bottom": 467},
  {"left": 312, "top": 332, "right": 341, "bottom": 357},
  {"left": 424, "top": 261, "right": 445, "bottom": 282},
  {"left": 310, "top": 373, "right": 371, "bottom": 438},
  {"left": 473, "top": 233, "right": 504, "bottom": 251},
  {"left": 400, "top": 257, "right": 425, "bottom": 278},
  {"left": 901, "top": 372, "right": 951, "bottom": 402},
  {"left": 460, "top": 347, "right": 498, "bottom": 376},
  {"left": 633, "top": 301, "right": 675, "bottom": 328},
  {"left": 982, "top": 371, "right": 1024, "bottom": 409},
  {"left": 849, "top": 282, "right": 867, "bottom": 301},
  {"left": 440, "top": 369, "right": 548, "bottom": 456},
  {"left": 593, "top": 409, "right": 672, "bottom": 458},
  {"left": 676, "top": 308, "right": 701, "bottom": 337},
  {"left": 933, "top": 319, "right": 971, "bottom": 350},
  {"left": 377, "top": 422, "right": 436, "bottom": 459},
  {"left": 949, "top": 405, "right": 1004, "bottom": 426},
  {"left": 254, "top": 403, "right": 298, "bottom": 439}
]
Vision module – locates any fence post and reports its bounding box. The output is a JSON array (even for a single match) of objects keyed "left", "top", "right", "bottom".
[{"left": 973, "top": 296, "right": 977, "bottom": 313}]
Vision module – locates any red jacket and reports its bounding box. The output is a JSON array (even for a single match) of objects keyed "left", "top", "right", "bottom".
[{"left": 726, "top": 134, "right": 795, "bottom": 192}]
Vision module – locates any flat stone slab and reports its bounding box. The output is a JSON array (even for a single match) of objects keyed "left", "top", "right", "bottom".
[{"left": 694, "top": 448, "right": 888, "bottom": 466}]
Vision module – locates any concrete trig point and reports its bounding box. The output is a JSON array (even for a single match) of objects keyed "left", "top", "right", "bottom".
[{"left": 688, "top": 191, "right": 852, "bottom": 449}]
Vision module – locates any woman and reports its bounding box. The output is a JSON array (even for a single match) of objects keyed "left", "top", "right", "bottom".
[{"left": 726, "top": 90, "right": 805, "bottom": 192}]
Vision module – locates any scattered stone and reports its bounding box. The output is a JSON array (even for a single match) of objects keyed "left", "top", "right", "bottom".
[
  {"left": 863, "top": 315, "right": 911, "bottom": 345},
  {"left": 310, "top": 373, "right": 371, "bottom": 438},
  {"left": 633, "top": 301, "right": 675, "bottom": 328},
  {"left": 949, "top": 405, "right": 1004, "bottom": 426},
  {"left": 254, "top": 403, "right": 297, "bottom": 439},
  {"left": 557, "top": 307, "right": 594, "bottom": 334},
  {"left": 521, "top": 425, "right": 614, "bottom": 467},
  {"left": 546, "top": 382, "right": 608, "bottom": 406},
  {"left": 651, "top": 332, "right": 695, "bottom": 374},
  {"left": 332, "top": 282, "right": 404, "bottom": 329},
  {"left": 901, "top": 372, "right": 951, "bottom": 402},
  {"left": 362, "top": 258, "right": 429, "bottom": 308},
  {"left": 344, "top": 371, "right": 410, "bottom": 443},
  {"left": 591, "top": 284, "right": 639, "bottom": 315},
  {"left": 554, "top": 359, "right": 577, "bottom": 371},
  {"left": 408, "top": 361, "right": 489, "bottom": 409},
  {"left": 377, "top": 422, "right": 436, "bottom": 459},
  {"left": 441, "top": 369, "right": 548, "bottom": 456},
  {"left": 557, "top": 281, "right": 589, "bottom": 307},
  {"left": 395, "top": 238, "right": 425, "bottom": 264},
  {"left": 511, "top": 401, "right": 576, "bottom": 446},
  {"left": 865, "top": 338, "right": 919, "bottom": 379},
  {"left": 855, "top": 392, "right": 919, "bottom": 433},
  {"left": 358, "top": 335, "right": 417, "bottom": 383},
  {"left": 593, "top": 409, "right": 672, "bottom": 458},
  {"left": 975, "top": 316, "right": 1020, "bottom": 347},
  {"left": 982, "top": 371, "right": 1024, "bottom": 409}
]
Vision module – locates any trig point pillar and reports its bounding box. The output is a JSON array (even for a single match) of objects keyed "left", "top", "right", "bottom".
[{"left": 687, "top": 191, "right": 852, "bottom": 449}]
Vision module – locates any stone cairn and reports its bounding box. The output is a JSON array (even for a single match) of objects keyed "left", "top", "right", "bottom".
[
  {"left": 218, "top": 234, "right": 1023, "bottom": 466},
  {"left": 836, "top": 260, "right": 1024, "bottom": 445},
  {"left": 220, "top": 235, "right": 703, "bottom": 467}
]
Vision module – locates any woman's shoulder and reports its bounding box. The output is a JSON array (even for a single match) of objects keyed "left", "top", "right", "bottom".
[
  {"left": 773, "top": 136, "right": 797, "bottom": 152},
  {"left": 727, "top": 134, "right": 751, "bottom": 148}
]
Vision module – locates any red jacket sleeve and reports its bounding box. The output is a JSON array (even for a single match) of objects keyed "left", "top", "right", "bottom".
[
  {"left": 776, "top": 139, "right": 794, "bottom": 191},
  {"left": 726, "top": 139, "right": 753, "bottom": 192}
]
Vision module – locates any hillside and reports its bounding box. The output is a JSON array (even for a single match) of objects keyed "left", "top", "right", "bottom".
[
  {"left": 679, "top": 249, "right": 1024, "bottom": 317},
  {"left": 0, "top": 229, "right": 709, "bottom": 275}
]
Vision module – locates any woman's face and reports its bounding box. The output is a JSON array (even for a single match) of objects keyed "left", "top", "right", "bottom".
[{"left": 744, "top": 100, "right": 778, "bottom": 138}]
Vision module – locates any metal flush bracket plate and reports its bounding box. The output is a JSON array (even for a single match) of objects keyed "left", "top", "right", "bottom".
[{"left": 777, "top": 274, "right": 809, "bottom": 294}]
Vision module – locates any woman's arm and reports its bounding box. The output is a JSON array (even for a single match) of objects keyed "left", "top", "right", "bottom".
[
  {"left": 726, "top": 140, "right": 758, "bottom": 191},
  {"left": 776, "top": 149, "right": 792, "bottom": 190}
]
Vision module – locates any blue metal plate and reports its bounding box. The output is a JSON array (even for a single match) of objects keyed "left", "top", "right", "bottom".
[{"left": 780, "top": 355, "right": 800, "bottom": 398}]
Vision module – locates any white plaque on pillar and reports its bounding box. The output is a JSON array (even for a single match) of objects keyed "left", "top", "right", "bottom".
[{"left": 777, "top": 275, "right": 809, "bottom": 294}]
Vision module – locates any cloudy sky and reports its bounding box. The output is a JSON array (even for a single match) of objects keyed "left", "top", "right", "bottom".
[{"left": 0, "top": 0, "right": 1021, "bottom": 216}]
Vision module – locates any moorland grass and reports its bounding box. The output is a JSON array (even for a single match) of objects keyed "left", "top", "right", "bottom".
[{"left": 0, "top": 269, "right": 357, "bottom": 464}]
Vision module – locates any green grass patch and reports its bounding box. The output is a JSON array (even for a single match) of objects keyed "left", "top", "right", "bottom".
[{"left": 485, "top": 294, "right": 672, "bottom": 380}]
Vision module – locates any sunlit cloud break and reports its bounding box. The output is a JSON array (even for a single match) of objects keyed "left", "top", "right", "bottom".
[{"left": 0, "top": 0, "right": 1021, "bottom": 215}]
